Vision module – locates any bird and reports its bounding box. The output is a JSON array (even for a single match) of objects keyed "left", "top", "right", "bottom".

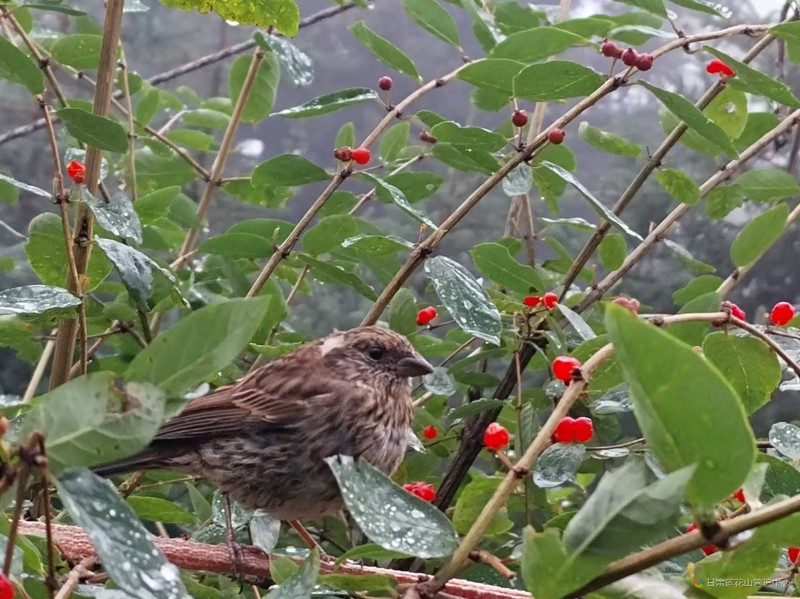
[{"left": 94, "top": 325, "right": 434, "bottom": 522}]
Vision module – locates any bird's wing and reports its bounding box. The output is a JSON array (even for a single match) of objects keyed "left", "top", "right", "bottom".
[{"left": 152, "top": 348, "right": 353, "bottom": 442}]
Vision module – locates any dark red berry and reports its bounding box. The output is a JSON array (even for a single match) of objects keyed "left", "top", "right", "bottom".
[
  {"left": 351, "top": 147, "right": 371, "bottom": 165},
  {"left": 523, "top": 295, "right": 541, "bottom": 307},
  {"left": 403, "top": 482, "right": 436, "bottom": 502},
  {"left": 553, "top": 417, "right": 575, "bottom": 443},
  {"left": 422, "top": 425, "right": 438, "bottom": 440},
  {"left": 333, "top": 146, "right": 352, "bottom": 162},
  {"left": 416, "top": 307, "right": 437, "bottom": 326},
  {"left": 789, "top": 547, "right": 800, "bottom": 563},
  {"left": 66, "top": 160, "right": 86, "bottom": 184},
  {"left": 512, "top": 109, "right": 528, "bottom": 128},
  {"left": 419, "top": 131, "right": 438, "bottom": 144},
  {"left": 635, "top": 53, "right": 654, "bottom": 71},
  {"left": 543, "top": 292, "right": 558, "bottom": 309},
  {"left": 621, "top": 48, "right": 638, "bottom": 67},
  {"left": 600, "top": 40, "right": 623, "bottom": 58},
  {"left": 378, "top": 76, "right": 393, "bottom": 91},
  {"left": 729, "top": 303, "right": 746, "bottom": 321},
  {"left": 548, "top": 128, "right": 565, "bottom": 144},
  {"left": 483, "top": 422, "right": 509, "bottom": 450},
  {"left": 552, "top": 356, "right": 581, "bottom": 383},
  {"left": 0, "top": 574, "right": 12, "bottom": 599},
  {"left": 732, "top": 488, "right": 745, "bottom": 503},
  {"left": 771, "top": 301, "right": 795, "bottom": 326},
  {"left": 573, "top": 417, "right": 593, "bottom": 443}
]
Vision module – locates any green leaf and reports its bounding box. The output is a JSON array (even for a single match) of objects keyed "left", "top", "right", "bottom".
[
  {"left": 25, "top": 213, "right": 111, "bottom": 291},
  {"left": 703, "top": 332, "right": 780, "bottom": 415},
  {"left": 577, "top": 122, "right": 640, "bottom": 157},
  {"left": 667, "top": 291, "right": 721, "bottom": 347},
  {"left": 319, "top": 573, "right": 397, "bottom": 597},
  {"left": 705, "top": 46, "right": 800, "bottom": 108},
  {"left": 134, "top": 147, "right": 196, "bottom": 192},
  {"left": 705, "top": 87, "right": 748, "bottom": 140},
  {"left": 470, "top": 242, "right": 542, "bottom": 293},
  {"left": 349, "top": 21, "right": 421, "bottom": 82},
  {"left": 401, "top": 0, "right": 460, "bottom": 47},
  {"left": 297, "top": 254, "right": 377, "bottom": 300},
  {"left": 161, "top": 0, "right": 299, "bottom": 36},
  {"left": 57, "top": 468, "right": 190, "bottom": 598},
  {"left": 380, "top": 122, "right": 410, "bottom": 162},
  {"left": 733, "top": 168, "right": 800, "bottom": 202},
  {"left": 127, "top": 496, "right": 196, "bottom": 525},
  {"left": 502, "top": 163, "right": 533, "bottom": 196},
  {"left": 533, "top": 444, "right": 586, "bottom": 488},
  {"left": 431, "top": 143, "right": 500, "bottom": 175},
  {"left": 424, "top": 255, "right": 502, "bottom": 345},
  {"left": 272, "top": 88, "right": 379, "bottom": 119},
  {"left": 605, "top": 304, "right": 755, "bottom": 506},
  {"left": 672, "top": 275, "right": 722, "bottom": 304},
  {"left": 359, "top": 172, "right": 437, "bottom": 230},
  {"left": 228, "top": 51, "right": 280, "bottom": 123},
  {"left": 730, "top": 202, "right": 789, "bottom": 268},
  {"left": 302, "top": 214, "right": 359, "bottom": 256},
  {"left": 540, "top": 161, "right": 642, "bottom": 240},
  {"left": 669, "top": 0, "right": 730, "bottom": 17},
  {"left": 199, "top": 233, "right": 272, "bottom": 259},
  {"left": 255, "top": 31, "right": 313, "bottom": 86},
  {"left": 335, "top": 543, "right": 410, "bottom": 566},
  {"left": 457, "top": 58, "right": 525, "bottom": 95},
  {"left": 134, "top": 186, "right": 181, "bottom": 224},
  {"left": 759, "top": 454, "right": 800, "bottom": 501},
  {"left": 453, "top": 474, "right": 513, "bottom": 536},
  {"left": 326, "top": 456, "right": 459, "bottom": 558},
  {"left": 341, "top": 234, "right": 414, "bottom": 256},
  {"left": 0, "top": 172, "right": 47, "bottom": 200},
  {"left": 125, "top": 297, "right": 270, "bottom": 395},
  {"left": 384, "top": 172, "right": 444, "bottom": 203},
  {"left": 23, "top": 374, "right": 165, "bottom": 473},
  {"left": 514, "top": 61, "right": 603, "bottom": 101},
  {"left": 0, "top": 285, "right": 80, "bottom": 317},
  {"left": 252, "top": 154, "right": 329, "bottom": 187},
  {"left": 135, "top": 88, "right": 161, "bottom": 129},
  {"left": 612, "top": 0, "right": 667, "bottom": 17},
  {"left": 266, "top": 548, "right": 319, "bottom": 598},
  {"left": 490, "top": 27, "right": 585, "bottom": 62},
  {"left": 639, "top": 81, "right": 737, "bottom": 157},
  {"left": 388, "top": 288, "right": 417, "bottom": 336},
  {"left": 183, "top": 108, "right": 230, "bottom": 129},
  {"left": 50, "top": 34, "right": 103, "bottom": 69},
  {"left": 563, "top": 461, "right": 693, "bottom": 559},
  {"left": 598, "top": 234, "right": 626, "bottom": 270},
  {"left": 430, "top": 121, "right": 507, "bottom": 152},
  {"left": 334, "top": 122, "right": 355, "bottom": 149},
  {"left": 0, "top": 35, "right": 44, "bottom": 94},
  {"left": 656, "top": 168, "right": 700, "bottom": 205},
  {"left": 56, "top": 108, "right": 129, "bottom": 153},
  {"left": 706, "top": 184, "right": 744, "bottom": 220},
  {"left": 82, "top": 190, "right": 142, "bottom": 244}
]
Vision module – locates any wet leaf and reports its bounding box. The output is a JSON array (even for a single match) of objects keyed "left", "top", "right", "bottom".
[
  {"left": 255, "top": 32, "right": 313, "bottom": 87},
  {"left": 769, "top": 422, "right": 800, "bottom": 460},
  {"left": 83, "top": 190, "right": 143, "bottom": 244},
  {"left": 502, "top": 163, "right": 533, "bottom": 196},
  {"left": 266, "top": 548, "right": 319, "bottom": 598},
  {"left": 422, "top": 367, "right": 457, "bottom": 396},
  {"left": 250, "top": 511, "right": 281, "bottom": 554},
  {"left": 0, "top": 285, "right": 80, "bottom": 316},
  {"left": 533, "top": 444, "right": 586, "bottom": 488},
  {"left": 272, "top": 88, "right": 378, "bottom": 119},
  {"left": 57, "top": 108, "right": 129, "bottom": 153},
  {"left": 360, "top": 172, "right": 437, "bottom": 230}
]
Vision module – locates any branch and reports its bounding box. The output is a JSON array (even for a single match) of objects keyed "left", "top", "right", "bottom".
[{"left": 17, "top": 521, "right": 532, "bottom": 599}]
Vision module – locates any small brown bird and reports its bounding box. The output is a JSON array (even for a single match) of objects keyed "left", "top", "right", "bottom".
[{"left": 95, "top": 326, "right": 433, "bottom": 521}]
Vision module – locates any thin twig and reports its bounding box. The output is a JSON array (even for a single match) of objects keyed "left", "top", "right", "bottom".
[
  {"left": 54, "top": 557, "right": 95, "bottom": 599},
  {"left": 4, "top": 462, "right": 30, "bottom": 575}
]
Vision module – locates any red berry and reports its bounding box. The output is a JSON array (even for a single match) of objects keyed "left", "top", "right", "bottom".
[
  {"left": 403, "top": 482, "right": 436, "bottom": 502},
  {"left": 523, "top": 295, "right": 541, "bottom": 307},
  {"left": 333, "top": 146, "right": 352, "bottom": 162},
  {"left": 771, "top": 301, "right": 795, "bottom": 326},
  {"left": 351, "top": 147, "right": 371, "bottom": 165},
  {"left": 553, "top": 417, "right": 576, "bottom": 443},
  {"left": 552, "top": 356, "right": 581, "bottom": 383},
  {"left": 686, "top": 523, "right": 718, "bottom": 556},
  {"left": 789, "top": 547, "right": 800, "bottom": 563},
  {"left": 732, "top": 488, "right": 745, "bottom": 503},
  {"left": 729, "top": 303, "right": 746, "bottom": 321},
  {"left": 66, "top": 160, "right": 86, "bottom": 184},
  {"left": 422, "top": 425, "right": 438, "bottom": 440},
  {"left": 548, "top": 128, "right": 565, "bottom": 144},
  {"left": 416, "top": 306, "right": 437, "bottom": 326},
  {"left": 0, "top": 575, "right": 11, "bottom": 599},
  {"left": 621, "top": 48, "right": 638, "bottom": 66},
  {"left": 706, "top": 58, "right": 734, "bottom": 78},
  {"left": 419, "top": 131, "right": 438, "bottom": 144},
  {"left": 635, "top": 53, "right": 654, "bottom": 71},
  {"left": 543, "top": 292, "right": 558, "bottom": 309},
  {"left": 573, "top": 417, "right": 593, "bottom": 443},
  {"left": 600, "top": 40, "right": 623, "bottom": 58},
  {"left": 483, "top": 422, "right": 509, "bottom": 450},
  {"left": 378, "top": 76, "right": 393, "bottom": 91},
  {"left": 511, "top": 109, "right": 528, "bottom": 128}
]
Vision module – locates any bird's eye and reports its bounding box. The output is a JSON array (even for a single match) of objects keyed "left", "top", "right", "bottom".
[{"left": 367, "top": 346, "right": 385, "bottom": 360}]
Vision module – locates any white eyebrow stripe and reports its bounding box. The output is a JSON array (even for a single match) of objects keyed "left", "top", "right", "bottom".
[{"left": 320, "top": 335, "right": 347, "bottom": 355}]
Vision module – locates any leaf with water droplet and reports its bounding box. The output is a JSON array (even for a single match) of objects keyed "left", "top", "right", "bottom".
[
  {"left": 533, "top": 443, "right": 586, "bottom": 488},
  {"left": 592, "top": 386, "right": 632, "bottom": 414},
  {"left": 82, "top": 189, "right": 142, "bottom": 244},
  {"left": 266, "top": 547, "right": 319, "bottom": 598},
  {"left": 502, "top": 163, "right": 533, "bottom": 196},
  {"left": 0, "top": 285, "right": 80, "bottom": 317},
  {"left": 272, "top": 88, "right": 378, "bottom": 119},
  {"left": 422, "top": 367, "right": 457, "bottom": 396},
  {"left": 250, "top": 510, "right": 281, "bottom": 554},
  {"left": 58, "top": 468, "right": 190, "bottom": 599},
  {"left": 770, "top": 422, "right": 800, "bottom": 460},
  {"left": 326, "top": 456, "right": 459, "bottom": 558},
  {"left": 424, "top": 256, "right": 501, "bottom": 345},
  {"left": 255, "top": 31, "right": 313, "bottom": 87}
]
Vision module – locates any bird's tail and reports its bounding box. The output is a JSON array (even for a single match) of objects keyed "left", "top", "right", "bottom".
[{"left": 92, "top": 450, "right": 165, "bottom": 477}]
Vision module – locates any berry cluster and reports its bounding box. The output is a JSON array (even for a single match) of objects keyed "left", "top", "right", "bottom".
[
  {"left": 403, "top": 481, "right": 436, "bottom": 502},
  {"left": 483, "top": 422, "right": 509, "bottom": 450},
  {"left": 333, "top": 146, "right": 371, "bottom": 165},
  {"left": 524, "top": 291, "right": 558, "bottom": 309},
  {"left": 706, "top": 58, "right": 735, "bottom": 78},
  {"left": 416, "top": 306, "right": 437, "bottom": 326},
  {"left": 552, "top": 356, "right": 581, "bottom": 384},
  {"left": 771, "top": 301, "right": 796, "bottom": 326},
  {"left": 422, "top": 425, "right": 437, "bottom": 440},
  {"left": 552, "top": 416, "right": 593, "bottom": 443},
  {"left": 600, "top": 40, "right": 653, "bottom": 71},
  {"left": 66, "top": 160, "right": 86, "bottom": 184}
]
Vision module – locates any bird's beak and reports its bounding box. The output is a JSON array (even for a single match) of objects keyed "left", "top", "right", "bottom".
[{"left": 397, "top": 354, "right": 434, "bottom": 378}]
